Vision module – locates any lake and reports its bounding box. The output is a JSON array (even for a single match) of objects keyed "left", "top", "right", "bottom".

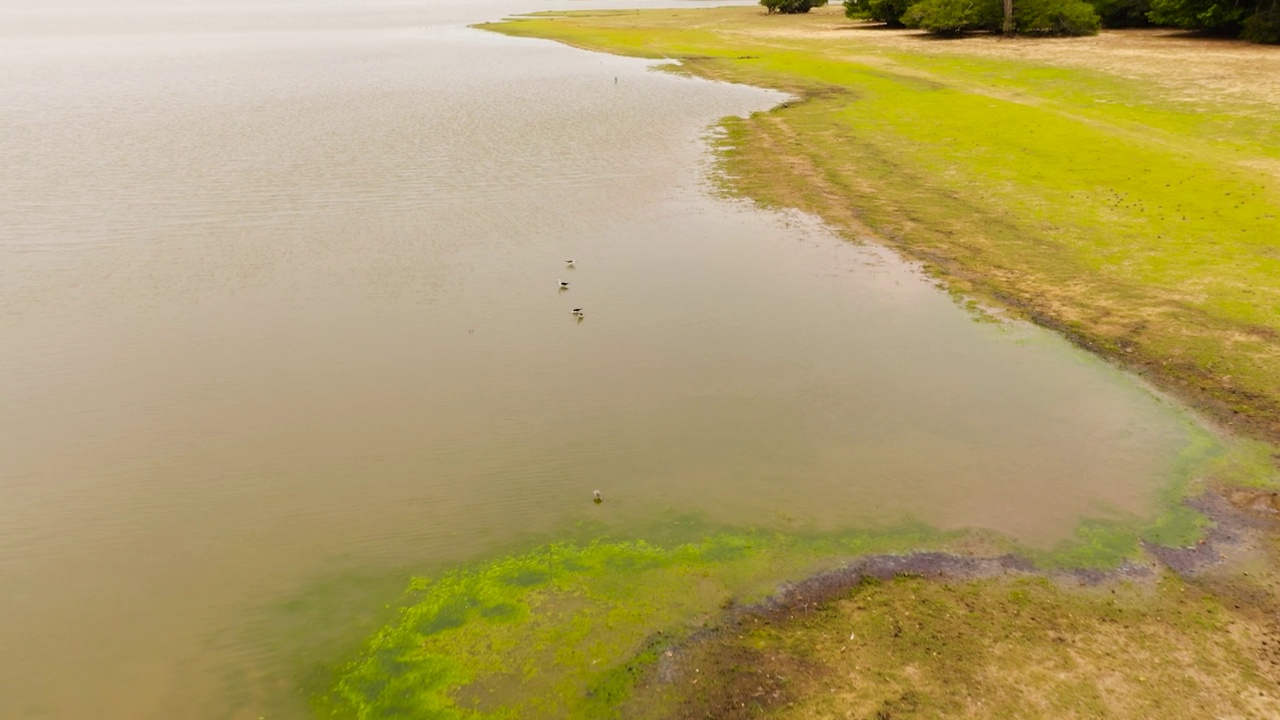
[{"left": 0, "top": 0, "right": 1205, "bottom": 717}]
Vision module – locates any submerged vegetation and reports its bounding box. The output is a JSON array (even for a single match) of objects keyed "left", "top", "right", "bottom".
[
  {"left": 319, "top": 466, "right": 1277, "bottom": 719},
  {"left": 319, "top": 427, "right": 1276, "bottom": 718},
  {"left": 318, "top": 528, "right": 959, "bottom": 719}
]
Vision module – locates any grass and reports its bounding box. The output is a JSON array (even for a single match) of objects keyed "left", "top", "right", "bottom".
[
  {"left": 479, "top": 8, "right": 1280, "bottom": 443},
  {"left": 668, "top": 574, "right": 1280, "bottom": 719}
]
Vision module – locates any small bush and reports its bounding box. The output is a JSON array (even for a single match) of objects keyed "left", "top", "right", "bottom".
[
  {"left": 1017, "top": 0, "right": 1102, "bottom": 33},
  {"left": 762, "top": 0, "right": 828, "bottom": 13},
  {"left": 904, "top": 0, "right": 1100, "bottom": 34},
  {"left": 1242, "top": 6, "right": 1280, "bottom": 42},
  {"left": 902, "top": 0, "right": 1001, "bottom": 33},
  {"left": 1146, "top": 0, "right": 1247, "bottom": 33},
  {"left": 1088, "top": 0, "right": 1151, "bottom": 26},
  {"left": 844, "top": 0, "right": 917, "bottom": 26}
]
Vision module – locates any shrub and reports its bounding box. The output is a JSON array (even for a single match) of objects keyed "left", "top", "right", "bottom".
[
  {"left": 844, "top": 0, "right": 918, "bottom": 25},
  {"left": 903, "top": 0, "right": 1100, "bottom": 33},
  {"left": 762, "top": 0, "right": 829, "bottom": 13},
  {"left": 1242, "top": 5, "right": 1280, "bottom": 41},
  {"left": 902, "top": 0, "right": 1001, "bottom": 33},
  {"left": 1017, "top": 0, "right": 1103, "bottom": 33},
  {"left": 1146, "top": 0, "right": 1248, "bottom": 33},
  {"left": 1088, "top": 0, "right": 1151, "bottom": 26}
]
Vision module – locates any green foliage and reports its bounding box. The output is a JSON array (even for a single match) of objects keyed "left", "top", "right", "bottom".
[
  {"left": 1088, "top": 0, "right": 1152, "bottom": 25},
  {"left": 1147, "top": 0, "right": 1250, "bottom": 33},
  {"left": 903, "top": 0, "right": 1101, "bottom": 34},
  {"left": 901, "top": 0, "right": 1002, "bottom": 34},
  {"left": 1152, "top": 0, "right": 1280, "bottom": 44},
  {"left": 843, "top": 0, "right": 917, "bottom": 26},
  {"left": 1242, "top": 3, "right": 1280, "bottom": 41},
  {"left": 761, "top": 0, "right": 829, "bottom": 13},
  {"left": 1017, "top": 0, "right": 1103, "bottom": 33}
]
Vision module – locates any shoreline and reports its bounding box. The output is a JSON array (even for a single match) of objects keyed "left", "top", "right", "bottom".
[
  {"left": 462, "top": 9, "right": 1280, "bottom": 717},
  {"left": 620, "top": 486, "right": 1280, "bottom": 718},
  {"left": 478, "top": 8, "right": 1280, "bottom": 448}
]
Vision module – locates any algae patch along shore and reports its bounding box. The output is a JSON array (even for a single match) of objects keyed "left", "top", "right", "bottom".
[
  {"left": 317, "top": 490, "right": 1280, "bottom": 719},
  {"left": 479, "top": 7, "right": 1280, "bottom": 445}
]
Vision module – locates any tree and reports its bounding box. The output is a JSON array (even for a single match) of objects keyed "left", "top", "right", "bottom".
[
  {"left": 1147, "top": 0, "right": 1249, "bottom": 32},
  {"left": 1017, "top": 0, "right": 1103, "bottom": 32},
  {"left": 1088, "top": 0, "right": 1154, "bottom": 27},
  {"left": 901, "top": 0, "right": 1099, "bottom": 33},
  {"left": 761, "top": 0, "right": 829, "bottom": 13},
  {"left": 844, "top": 0, "right": 917, "bottom": 25},
  {"left": 901, "top": 0, "right": 1003, "bottom": 33},
  {"left": 1243, "top": 0, "right": 1280, "bottom": 40}
]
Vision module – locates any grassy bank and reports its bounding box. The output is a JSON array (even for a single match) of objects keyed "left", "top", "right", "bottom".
[
  {"left": 480, "top": 9, "right": 1280, "bottom": 443},
  {"left": 661, "top": 574, "right": 1280, "bottom": 719},
  {"left": 317, "top": 501, "right": 1280, "bottom": 719}
]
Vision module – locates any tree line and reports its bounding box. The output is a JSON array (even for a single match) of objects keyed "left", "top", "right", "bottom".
[{"left": 761, "top": 0, "right": 1279, "bottom": 42}]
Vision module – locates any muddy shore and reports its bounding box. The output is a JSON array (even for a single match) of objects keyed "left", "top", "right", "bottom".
[{"left": 630, "top": 486, "right": 1280, "bottom": 717}]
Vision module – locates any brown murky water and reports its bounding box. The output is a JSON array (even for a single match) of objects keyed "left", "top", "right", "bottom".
[{"left": 1, "top": 1, "right": 1199, "bottom": 718}]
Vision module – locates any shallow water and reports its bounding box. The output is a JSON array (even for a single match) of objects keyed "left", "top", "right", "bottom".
[{"left": 0, "top": 1, "right": 1204, "bottom": 717}]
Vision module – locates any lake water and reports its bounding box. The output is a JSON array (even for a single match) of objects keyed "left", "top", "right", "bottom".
[{"left": 1, "top": 1, "right": 1201, "bottom": 718}]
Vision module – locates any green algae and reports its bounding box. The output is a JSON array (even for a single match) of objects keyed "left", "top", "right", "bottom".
[
  {"left": 315, "top": 421, "right": 1278, "bottom": 719},
  {"left": 316, "top": 462, "right": 1272, "bottom": 720},
  {"left": 316, "top": 526, "right": 953, "bottom": 720}
]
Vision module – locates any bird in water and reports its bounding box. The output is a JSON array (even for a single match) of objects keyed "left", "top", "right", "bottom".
[
  {"left": 593, "top": 490, "right": 603, "bottom": 504},
  {"left": 559, "top": 280, "right": 569, "bottom": 290},
  {"left": 565, "top": 259, "right": 575, "bottom": 268},
  {"left": 571, "top": 307, "right": 584, "bottom": 317}
]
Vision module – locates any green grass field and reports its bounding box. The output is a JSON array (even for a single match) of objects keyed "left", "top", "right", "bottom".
[
  {"left": 665, "top": 574, "right": 1280, "bottom": 719},
  {"left": 481, "top": 8, "right": 1280, "bottom": 442}
]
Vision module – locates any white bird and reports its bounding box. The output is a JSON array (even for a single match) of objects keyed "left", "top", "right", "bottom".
[
  {"left": 571, "top": 307, "right": 584, "bottom": 316},
  {"left": 593, "top": 490, "right": 603, "bottom": 503},
  {"left": 565, "top": 259, "right": 575, "bottom": 267},
  {"left": 559, "top": 280, "right": 569, "bottom": 289}
]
